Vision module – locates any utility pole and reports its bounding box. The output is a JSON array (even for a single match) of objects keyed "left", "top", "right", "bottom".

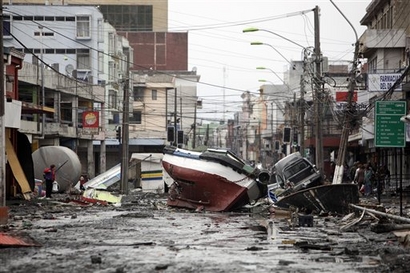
[
  {"left": 0, "top": 0, "right": 7, "bottom": 223},
  {"left": 120, "top": 76, "right": 130, "bottom": 194},
  {"left": 258, "top": 120, "right": 261, "bottom": 165},
  {"left": 331, "top": 0, "right": 359, "bottom": 184},
  {"left": 271, "top": 102, "right": 274, "bottom": 155},
  {"left": 299, "top": 48, "right": 310, "bottom": 155},
  {"left": 293, "top": 92, "right": 297, "bottom": 153},
  {"left": 100, "top": 102, "right": 106, "bottom": 173},
  {"left": 174, "top": 88, "right": 177, "bottom": 146},
  {"left": 332, "top": 42, "right": 359, "bottom": 184},
  {"left": 313, "top": 6, "right": 324, "bottom": 175},
  {"left": 193, "top": 101, "right": 197, "bottom": 149}
]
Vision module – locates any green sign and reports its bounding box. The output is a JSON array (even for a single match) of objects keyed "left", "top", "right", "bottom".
[{"left": 375, "top": 101, "right": 407, "bottom": 147}]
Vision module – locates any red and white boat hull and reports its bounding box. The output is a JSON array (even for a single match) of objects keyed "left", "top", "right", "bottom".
[{"left": 162, "top": 149, "right": 262, "bottom": 212}]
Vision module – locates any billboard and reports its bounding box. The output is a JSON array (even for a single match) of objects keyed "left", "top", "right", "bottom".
[
  {"left": 368, "top": 73, "right": 402, "bottom": 92},
  {"left": 82, "top": 111, "right": 99, "bottom": 134}
]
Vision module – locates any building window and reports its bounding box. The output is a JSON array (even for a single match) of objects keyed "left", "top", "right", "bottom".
[
  {"left": 133, "top": 86, "right": 144, "bottom": 101},
  {"left": 76, "top": 15, "right": 91, "bottom": 39},
  {"left": 152, "top": 89, "right": 157, "bottom": 100},
  {"left": 108, "top": 61, "right": 115, "bottom": 81},
  {"left": 98, "top": 51, "right": 104, "bottom": 73},
  {"left": 130, "top": 111, "right": 142, "bottom": 124},
  {"left": 97, "top": 18, "right": 104, "bottom": 43},
  {"left": 3, "top": 14, "right": 11, "bottom": 38},
  {"left": 99, "top": 5, "right": 153, "bottom": 31},
  {"left": 60, "top": 102, "right": 73, "bottom": 124},
  {"left": 108, "top": 32, "right": 115, "bottom": 54},
  {"left": 108, "top": 89, "right": 117, "bottom": 109},
  {"left": 369, "top": 57, "right": 378, "bottom": 73},
  {"left": 77, "top": 49, "right": 90, "bottom": 70}
]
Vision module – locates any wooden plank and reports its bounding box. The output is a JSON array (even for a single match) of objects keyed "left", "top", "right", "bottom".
[{"left": 5, "top": 137, "right": 31, "bottom": 199}]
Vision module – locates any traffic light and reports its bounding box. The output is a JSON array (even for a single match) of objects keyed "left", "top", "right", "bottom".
[
  {"left": 116, "top": 126, "right": 122, "bottom": 142},
  {"left": 177, "top": 130, "right": 184, "bottom": 144},
  {"left": 167, "top": 126, "right": 175, "bottom": 142},
  {"left": 275, "top": 140, "right": 280, "bottom": 151},
  {"left": 293, "top": 132, "right": 298, "bottom": 144},
  {"left": 281, "top": 144, "right": 287, "bottom": 155},
  {"left": 283, "top": 127, "right": 291, "bottom": 143}
]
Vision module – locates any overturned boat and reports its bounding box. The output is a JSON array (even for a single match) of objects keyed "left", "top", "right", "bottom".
[
  {"left": 162, "top": 146, "right": 270, "bottom": 212},
  {"left": 273, "top": 183, "right": 360, "bottom": 215}
]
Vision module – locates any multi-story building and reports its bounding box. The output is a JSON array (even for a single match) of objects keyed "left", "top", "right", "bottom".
[
  {"left": 6, "top": 0, "right": 168, "bottom": 30},
  {"left": 358, "top": 0, "right": 409, "bottom": 178},
  {"left": 3, "top": 5, "right": 130, "bottom": 180},
  {"left": 4, "top": 1, "right": 197, "bottom": 180}
]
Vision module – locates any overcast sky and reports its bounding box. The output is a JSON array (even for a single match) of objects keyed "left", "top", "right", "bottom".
[{"left": 168, "top": 0, "right": 372, "bottom": 121}]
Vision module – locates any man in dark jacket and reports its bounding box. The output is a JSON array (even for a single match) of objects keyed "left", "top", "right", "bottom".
[{"left": 43, "top": 164, "right": 56, "bottom": 198}]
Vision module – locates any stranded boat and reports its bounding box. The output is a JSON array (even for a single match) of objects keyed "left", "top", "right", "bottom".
[
  {"left": 162, "top": 146, "right": 270, "bottom": 212},
  {"left": 274, "top": 183, "right": 360, "bottom": 214}
]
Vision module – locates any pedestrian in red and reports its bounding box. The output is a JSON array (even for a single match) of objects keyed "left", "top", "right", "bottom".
[
  {"left": 43, "top": 164, "right": 56, "bottom": 198},
  {"left": 79, "top": 176, "right": 86, "bottom": 191}
]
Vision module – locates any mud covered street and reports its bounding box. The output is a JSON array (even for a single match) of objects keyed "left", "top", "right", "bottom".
[{"left": 1, "top": 191, "right": 410, "bottom": 273}]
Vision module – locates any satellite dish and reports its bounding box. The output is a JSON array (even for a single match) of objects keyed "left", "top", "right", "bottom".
[{"left": 65, "top": 64, "right": 74, "bottom": 77}]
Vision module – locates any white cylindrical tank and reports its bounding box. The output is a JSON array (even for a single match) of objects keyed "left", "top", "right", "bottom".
[{"left": 32, "top": 146, "right": 82, "bottom": 192}]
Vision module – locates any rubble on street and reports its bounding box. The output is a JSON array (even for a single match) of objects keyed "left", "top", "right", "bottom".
[{"left": 1, "top": 189, "right": 410, "bottom": 273}]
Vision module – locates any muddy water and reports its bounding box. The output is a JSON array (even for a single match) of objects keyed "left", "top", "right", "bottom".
[{"left": 0, "top": 194, "right": 399, "bottom": 272}]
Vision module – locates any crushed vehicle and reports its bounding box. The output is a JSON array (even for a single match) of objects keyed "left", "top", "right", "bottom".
[{"left": 269, "top": 152, "right": 323, "bottom": 198}]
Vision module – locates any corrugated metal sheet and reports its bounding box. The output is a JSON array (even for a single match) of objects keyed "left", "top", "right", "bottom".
[{"left": 0, "top": 233, "right": 40, "bottom": 247}]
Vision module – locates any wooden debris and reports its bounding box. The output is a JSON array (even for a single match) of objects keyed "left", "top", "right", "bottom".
[
  {"left": 350, "top": 204, "right": 410, "bottom": 224},
  {"left": 371, "top": 224, "right": 410, "bottom": 233},
  {"left": 340, "top": 209, "right": 366, "bottom": 231}
]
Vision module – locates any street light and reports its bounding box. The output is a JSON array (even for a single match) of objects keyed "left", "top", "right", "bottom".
[
  {"left": 243, "top": 27, "right": 306, "bottom": 49},
  {"left": 251, "top": 42, "right": 294, "bottom": 69},
  {"left": 245, "top": 27, "right": 311, "bottom": 166},
  {"left": 256, "top": 67, "right": 293, "bottom": 91},
  {"left": 258, "top": 79, "right": 274, "bottom": 85}
]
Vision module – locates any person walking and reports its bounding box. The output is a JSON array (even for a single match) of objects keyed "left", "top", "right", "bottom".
[
  {"left": 43, "top": 164, "right": 56, "bottom": 198},
  {"left": 349, "top": 161, "right": 359, "bottom": 183},
  {"left": 79, "top": 176, "right": 86, "bottom": 191},
  {"left": 363, "top": 164, "right": 374, "bottom": 196},
  {"left": 354, "top": 164, "right": 365, "bottom": 194}
]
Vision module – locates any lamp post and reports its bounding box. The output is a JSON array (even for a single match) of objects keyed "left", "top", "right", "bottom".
[
  {"left": 120, "top": 76, "right": 130, "bottom": 195},
  {"left": 243, "top": 27, "right": 306, "bottom": 49},
  {"left": 256, "top": 67, "right": 293, "bottom": 92},
  {"left": 251, "top": 42, "right": 294, "bottom": 69},
  {"left": 258, "top": 79, "right": 275, "bottom": 85},
  {"left": 330, "top": 1, "right": 359, "bottom": 184},
  {"left": 244, "top": 26, "right": 314, "bottom": 159}
]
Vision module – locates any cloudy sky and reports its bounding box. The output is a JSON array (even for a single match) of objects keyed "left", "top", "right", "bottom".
[{"left": 168, "top": 0, "right": 372, "bottom": 121}]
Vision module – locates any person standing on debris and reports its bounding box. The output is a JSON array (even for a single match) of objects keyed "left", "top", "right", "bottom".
[
  {"left": 43, "top": 164, "right": 56, "bottom": 198},
  {"left": 383, "top": 165, "right": 391, "bottom": 190},
  {"left": 79, "top": 176, "right": 86, "bottom": 191},
  {"left": 363, "top": 164, "right": 374, "bottom": 196},
  {"left": 349, "top": 161, "right": 359, "bottom": 183},
  {"left": 354, "top": 164, "right": 365, "bottom": 193}
]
